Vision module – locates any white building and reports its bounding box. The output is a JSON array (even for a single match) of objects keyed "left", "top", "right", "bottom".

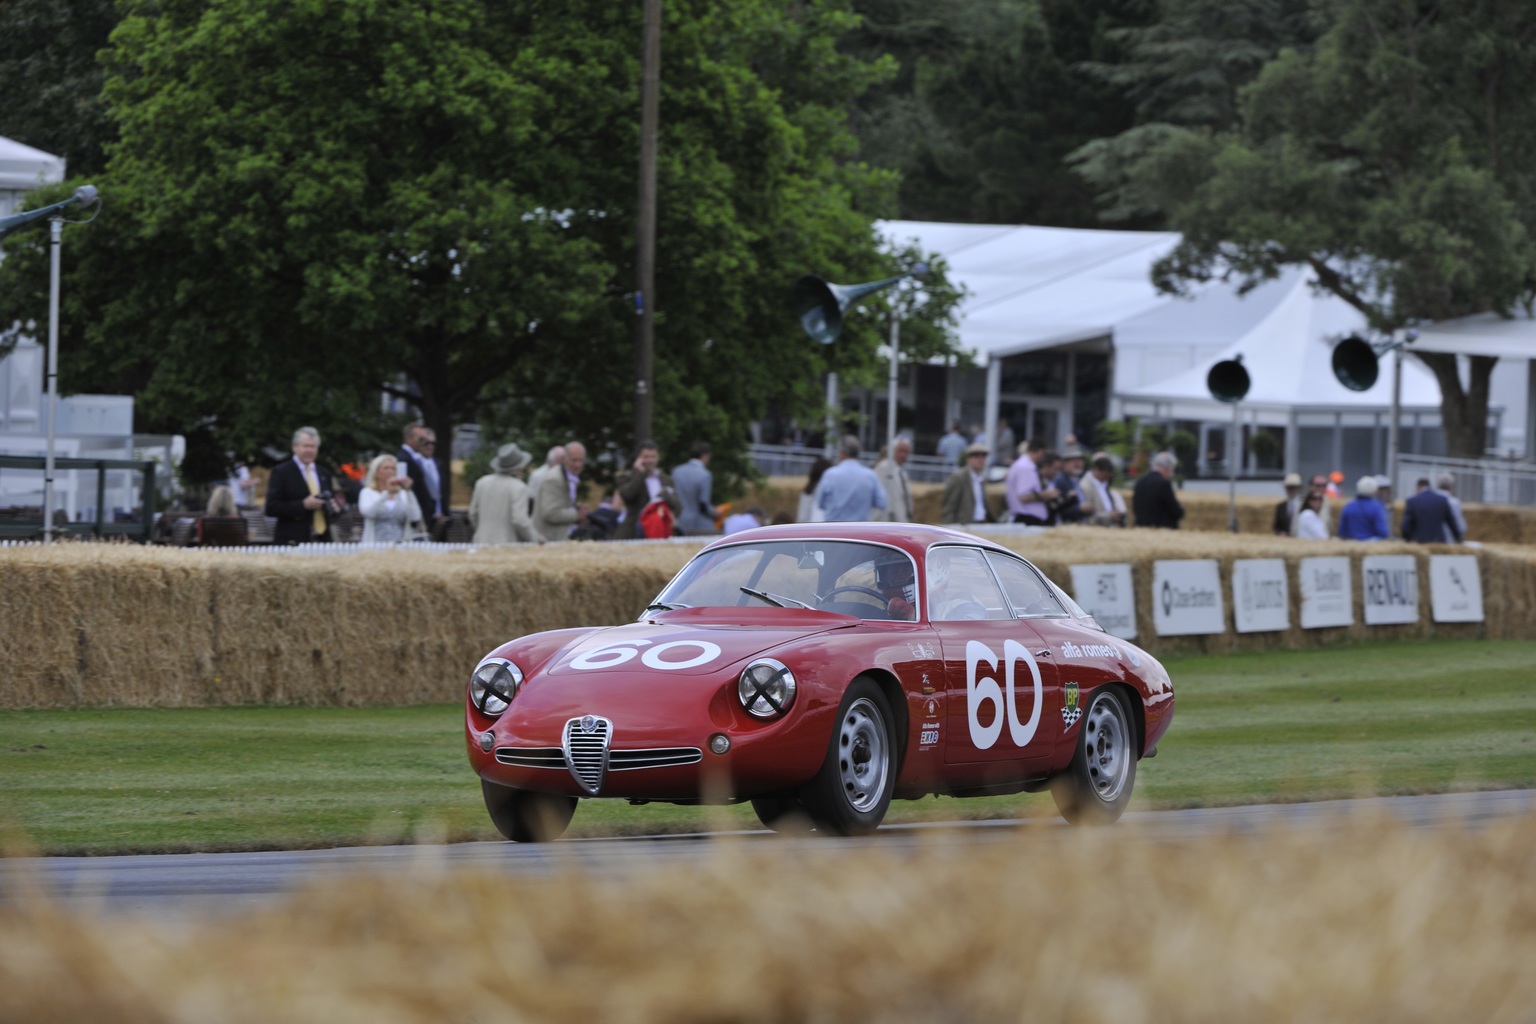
[
  {"left": 870, "top": 220, "right": 1530, "bottom": 487},
  {"left": 1, "top": 135, "right": 148, "bottom": 526}
]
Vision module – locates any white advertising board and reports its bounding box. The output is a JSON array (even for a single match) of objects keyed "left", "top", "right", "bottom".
[
  {"left": 1429, "top": 555, "right": 1484, "bottom": 623},
  {"left": 1152, "top": 560, "right": 1225, "bottom": 636},
  {"left": 1232, "top": 558, "right": 1289, "bottom": 633},
  {"left": 1361, "top": 554, "right": 1420, "bottom": 626},
  {"left": 1068, "top": 563, "right": 1136, "bottom": 639},
  {"left": 1299, "top": 556, "right": 1354, "bottom": 629}
]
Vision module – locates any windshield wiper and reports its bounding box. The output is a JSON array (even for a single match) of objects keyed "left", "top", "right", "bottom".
[
  {"left": 644, "top": 601, "right": 689, "bottom": 612},
  {"left": 740, "top": 587, "right": 813, "bottom": 610}
]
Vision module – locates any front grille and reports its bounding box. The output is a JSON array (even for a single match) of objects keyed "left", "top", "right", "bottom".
[
  {"left": 562, "top": 716, "right": 612, "bottom": 794},
  {"left": 609, "top": 748, "right": 703, "bottom": 771},
  {"left": 498, "top": 745, "right": 700, "bottom": 774},
  {"left": 495, "top": 747, "right": 565, "bottom": 769}
]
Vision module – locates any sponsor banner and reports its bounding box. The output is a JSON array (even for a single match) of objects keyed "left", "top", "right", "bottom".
[
  {"left": 1152, "top": 560, "right": 1225, "bottom": 637},
  {"left": 1232, "top": 558, "right": 1289, "bottom": 633},
  {"left": 1068, "top": 563, "right": 1136, "bottom": 639},
  {"left": 1299, "top": 556, "right": 1354, "bottom": 629},
  {"left": 1361, "top": 554, "right": 1420, "bottom": 625},
  {"left": 1429, "top": 555, "right": 1484, "bottom": 623}
]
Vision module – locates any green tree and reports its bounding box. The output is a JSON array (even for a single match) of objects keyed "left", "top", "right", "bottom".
[
  {"left": 0, "top": 0, "right": 961, "bottom": 493},
  {"left": 846, "top": 0, "right": 1151, "bottom": 227},
  {"left": 1089, "top": 0, "right": 1536, "bottom": 457},
  {"left": 0, "top": 0, "right": 118, "bottom": 177}
]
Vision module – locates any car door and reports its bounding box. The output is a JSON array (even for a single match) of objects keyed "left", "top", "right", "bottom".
[{"left": 928, "top": 546, "right": 1063, "bottom": 768}]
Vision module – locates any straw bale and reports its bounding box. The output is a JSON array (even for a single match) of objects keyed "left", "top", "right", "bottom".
[
  {"left": 1, "top": 533, "right": 1532, "bottom": 708},
  {"left": 2, "top": 811, "right": 1534, "bottom": 1022}
]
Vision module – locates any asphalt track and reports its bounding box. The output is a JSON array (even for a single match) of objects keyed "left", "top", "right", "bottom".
[{"left": 2, "top": 789, "right": 1531, "bottom": 918}]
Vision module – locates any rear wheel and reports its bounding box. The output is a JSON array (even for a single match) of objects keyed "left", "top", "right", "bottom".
[
  {"left": 481, "top": 779, "right": 577, "bottom": 842},
  {"left": 1051, "top": 687, "right": 1136, "bottom": 825},
  {"left": 750, "top": 795, "right": 813, "bottom": 833},
  {"left": 799, "top": 679, "right": 895, "bottom": 836}
]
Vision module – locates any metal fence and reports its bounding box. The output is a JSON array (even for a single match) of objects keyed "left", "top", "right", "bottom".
[
  {"left": 0, "top": 455, "right": 158, "bottom": 541},
  {"left": 1397, "top": 455, "right": 1536, "bottom": 507},
  {"left": 747, "top": 443, "right": 959, "bottom": 485}
]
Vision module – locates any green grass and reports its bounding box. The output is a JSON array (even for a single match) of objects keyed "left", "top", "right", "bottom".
[{"left": 2, "top": 638, "right": 1533, "bottom": 854}]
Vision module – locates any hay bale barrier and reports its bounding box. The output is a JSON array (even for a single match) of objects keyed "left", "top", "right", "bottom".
[
  {"left": 2, "top": 812, "right": 1534, "bottom": 1021},
  {"left": 0, "top": 532, "right": 1531, "bottom": 708}
]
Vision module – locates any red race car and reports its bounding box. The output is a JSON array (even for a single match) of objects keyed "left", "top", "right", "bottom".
[{"left": 466, "top": 523, "right": 1174, "bottom": 840}]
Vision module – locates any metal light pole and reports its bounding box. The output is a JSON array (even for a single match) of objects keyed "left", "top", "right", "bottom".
[
  {"left": 632, "top": 0, "right": 661, "bottom": 449},
  {"left": 0, "top": 185, "right": 99, "bottom": 542},
  {"left": 1206, "top": 354, "right": 1251, "bottom": 534},
  {"left": 885, "top": 313, "right": 900, "bottom": 456}
]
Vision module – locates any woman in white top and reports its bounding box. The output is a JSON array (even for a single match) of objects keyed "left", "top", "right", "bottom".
[
  {"left": 1295, "top": 490, "right": 1330, "bottom": 540},
  {"left": 358, "top": 454, "right": 424, "bottom": 544}
]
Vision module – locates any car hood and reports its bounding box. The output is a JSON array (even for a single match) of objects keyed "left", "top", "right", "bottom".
[{"left": 539, "top": 607, "right": 858, "bottom": 678}]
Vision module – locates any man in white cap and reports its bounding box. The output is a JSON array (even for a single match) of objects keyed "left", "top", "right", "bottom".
[
  {"left": 1336, "top": 475, "right": 1389, "bottom": 541},
  {"left": 469, "top": 443, "right": 541, "bottom": 544},
  {"left": 1273, "top": 473, "right": 1303, "bottom": 536}
]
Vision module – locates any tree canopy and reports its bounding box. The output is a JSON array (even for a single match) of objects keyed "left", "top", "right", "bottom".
[
  {"left": 0, "top": 0, "right": 961, "bottom": 493},
  {"left": 1080, "top": 0, "right": 1536, "bottom": 456}
]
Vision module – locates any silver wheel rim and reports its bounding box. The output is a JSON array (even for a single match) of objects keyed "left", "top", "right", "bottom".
[
  {"left": 837, "top": 697, "right": 889, "bottom": 812},
  {"left": 1083, "top": 693, "right": 1131, "bottom": 804}
]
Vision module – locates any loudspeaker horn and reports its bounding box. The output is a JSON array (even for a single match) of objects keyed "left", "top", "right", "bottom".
[
  {"left": 1207, "top": 355, "right": 1250, "bottom": 403},
  {"left": 793, "top": 263, "right": 929, "bottom": 344},
  {"left": 0, "top": 185, "right": 99, "bottom": 243},
  {"left": 1331, "top": 335, "right": 1379, "bottom": 392}
]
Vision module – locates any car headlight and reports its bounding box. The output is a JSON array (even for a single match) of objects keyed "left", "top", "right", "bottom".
[
  {"left": 470, "top": 658, "right": 523, "bottom": 716},
  {"left": 738, "top": 658, "right": 796, "bottom": 718}
]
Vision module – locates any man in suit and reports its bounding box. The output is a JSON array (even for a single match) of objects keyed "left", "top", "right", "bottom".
[
  {"left": 1132, "top": 451, "right": 1184, "bottom": 529},
  {"left": 671, "top": 441, "right": 718, "bottom": 535},
  {"left": 1402, "top": 482, "right": 1461, "bottom": 543},
  {"left": 616, "top": 440, "right": 683, "bottom": 539},
  {"left": 398, "top": 423, "right": 448, "bottom": 540},
  {"left": 264, "top": 426, "right": 337, "bottom": 544},
  {"left": 1273, "top": 473, "right": 1303, "bottom": 536},
  {"left": 941, "top": 443, "right": 991, "bottom": 524},
  {"left": 532, "top": 440, "right": 588, "bottom": 543},
  {"left": 874, "top": 436, "right": 915, "bottom": 523}
]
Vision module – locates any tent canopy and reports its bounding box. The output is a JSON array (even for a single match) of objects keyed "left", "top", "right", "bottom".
[
  {"left": 880, "top": 220, "right": 1180, "bottom": 363},
  {"left": 1410, "top": 312, "right": 1536, "bottom": 360},
  {"left": 0, "top": 136, "right": 65, "bottom": 192},
  {"left": 1116, "top": 268, "right": 1442, "bottom": 411}
]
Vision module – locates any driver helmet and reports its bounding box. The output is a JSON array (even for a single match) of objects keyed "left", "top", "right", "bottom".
[{"left": 874, "top": 553, "right": 916, "bottom": 604}]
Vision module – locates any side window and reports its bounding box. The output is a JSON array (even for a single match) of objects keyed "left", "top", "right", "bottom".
[
  {"left": 926, "top": 547, "right": 1010, "bottom": 621},
  {"left": 987, "top": 553, "right": 1067, "bottom": 617}
]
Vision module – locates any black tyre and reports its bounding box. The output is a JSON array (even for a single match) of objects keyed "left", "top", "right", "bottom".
[
  {"left": 799, "top": 679, "right": 895, "bottom": 836},
  {"left": 750, "top": 795, "right": 813, "bottom": 833},
  {"left": 481, "top": 779, "right": 577, "bottom": 842},
  {"left": 1051, "top": 687, "right": 1137, "bottom": 825}
]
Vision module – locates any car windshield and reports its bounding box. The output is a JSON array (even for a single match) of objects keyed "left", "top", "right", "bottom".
[{"left": 654, "top": 540, "right": 919, "bottom": 621}]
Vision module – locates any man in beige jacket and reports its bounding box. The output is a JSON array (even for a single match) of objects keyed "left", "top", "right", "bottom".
[
  {"left": 532, "top": 441, "right": 588, "bottom": 542},
  {"left": 468, "top": 443, "right": 541, "bottom": 545}
]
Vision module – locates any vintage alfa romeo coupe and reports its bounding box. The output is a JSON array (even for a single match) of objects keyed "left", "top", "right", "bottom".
[{"left": 466, "top": 523, "right": 1174, "bottom": 840}]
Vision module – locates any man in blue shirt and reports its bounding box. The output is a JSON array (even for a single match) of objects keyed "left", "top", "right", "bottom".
[
  {"left": 1336, "top": 476, "right": 1390, "bottom": 541},
  {"left": 814, "top": 435, "right": 889, "bottom": 522}
]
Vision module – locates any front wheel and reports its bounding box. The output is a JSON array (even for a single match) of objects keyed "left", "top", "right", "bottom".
[
  {"left": 750, "top": 795, "right": 813, "bottom": 833},
  {"left": 481, "top": 779, "right": 577, "bottom": 842},
  {"left": 799, "top": 679, "right": 895, "bottom": 836},
  {"left": 1051, "top": 687, "right": 1137, "bottom": 825}
]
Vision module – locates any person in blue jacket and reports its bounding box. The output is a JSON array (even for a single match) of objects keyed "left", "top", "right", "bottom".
[{"left": 1337, "top": 475, "right": 1390, "bottom": 541}]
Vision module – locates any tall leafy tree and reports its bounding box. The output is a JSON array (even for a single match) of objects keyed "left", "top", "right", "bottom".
[
  {"left": 0, "top": 0, "right": 960, "bottom": 492},
  {"left": 846, "top": 0, "right": 1151, "bottom": 227},
  {"left": 0, "top": 0, "right": 117, "bottom": 177},
  {"left": 1087, "top": 0, "right": 1536, "bottom": 457}
]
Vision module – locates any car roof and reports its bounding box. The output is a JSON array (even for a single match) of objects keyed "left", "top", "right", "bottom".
[{"left": 699, "top": 522, "right": 1019, "bottom": 562}]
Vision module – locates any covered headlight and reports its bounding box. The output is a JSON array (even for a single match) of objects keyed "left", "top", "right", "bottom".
[
  {"left": 469, "top": 658, "right": 523, "bottom": 716},
  {"left": 737, "top": 658, "right": 796, "bottom": 718}
]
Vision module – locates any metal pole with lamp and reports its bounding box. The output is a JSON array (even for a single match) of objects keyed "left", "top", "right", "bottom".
[
  {"left": 1207, "top": 354, "right": 1250, "bottom": 533},
  {"left": 792, "top": 264, "right": 928, "bottom": 453},
  {"left": 1331, "top": 328, "right": 1417, "bottom": 496},
  {"left": 0, "top": 184, "right": 100, "bottom": 542}
]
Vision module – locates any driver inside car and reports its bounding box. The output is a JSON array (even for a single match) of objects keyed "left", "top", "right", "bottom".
[{"left": 873, "top": 553, "right": 917, "bottom": 621}]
